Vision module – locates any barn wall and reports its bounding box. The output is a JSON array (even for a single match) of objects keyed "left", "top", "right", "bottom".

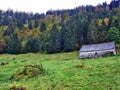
[
  {"left": 113, "top": 48, "right": 116, "bottom": 55},
  {"left": 80, "top": 49, "right": 116, "bottom": 59}
]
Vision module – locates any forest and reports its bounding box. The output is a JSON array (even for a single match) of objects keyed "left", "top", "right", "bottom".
[{"left": 0, "top": 0, "right": 120, "bottom": 54}]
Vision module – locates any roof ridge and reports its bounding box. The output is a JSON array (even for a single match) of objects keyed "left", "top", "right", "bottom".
[
  {"left": 80, "top": 42, "right": 115, "bottom": 52},
  {"left": 82, "top": 42, "right": 115, "bottom": 46}
]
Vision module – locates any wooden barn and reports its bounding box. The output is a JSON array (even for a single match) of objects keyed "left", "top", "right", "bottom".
[{"left": 79, "top": 42, "right": 116, "bottom": 59}]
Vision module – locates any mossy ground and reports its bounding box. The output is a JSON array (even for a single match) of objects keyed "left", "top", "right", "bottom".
[{"left": 0, "top": 51, "right": 120, "bottom": 90}]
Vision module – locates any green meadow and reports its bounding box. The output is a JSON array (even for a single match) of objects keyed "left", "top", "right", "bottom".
[{"left": 0, "top": 51, "right": 120, "bottom": 90}]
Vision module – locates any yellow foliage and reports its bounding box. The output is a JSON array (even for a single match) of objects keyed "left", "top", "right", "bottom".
[
  {"left": 104, "top": 17, "right": 109, "bottom": 26},
  {"left": 97, "top": 19, "right": 103, "bottom": 29}
]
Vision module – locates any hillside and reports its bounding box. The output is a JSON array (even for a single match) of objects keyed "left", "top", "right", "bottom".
[
  {"left": 0, "top": 51, "right": 120, "bottom": 90},
  {"left": 0, "top": 0, "right": 120, "bottom": 54}
]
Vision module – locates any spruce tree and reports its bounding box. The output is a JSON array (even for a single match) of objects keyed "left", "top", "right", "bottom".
[
  {"left": 3, "top": 22, "right": 15, "bottom": 36},
  {"left": 31, "top": 38, "right": 41, "bottom": 52},
  {"left": 6, "top": 33, "right": 21, "bottom": 54},
  {"left": 24, "top": 38, "right": 41, "bottom": 53},
  {"left": 40, "top": 22, "right": 46, "bottom": 32},
  {"left": 87, "top": 19, "right": 98, "bottom": 44},
  {"left": 62, "top": 22, "right": 77, "bottom": 52},
  {"left": 34, "top": 18, "right": 39, "bottom": 28},
  {"left": 46, "top": 24, "right": 62, "bottom": 53},
  {"left": 28, "top": 22, "right": 33, "bottom": 30}
]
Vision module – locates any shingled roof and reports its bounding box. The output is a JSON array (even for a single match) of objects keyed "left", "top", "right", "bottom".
[{"left": 80, "top": 42, "right": 115, "bottom": 52}]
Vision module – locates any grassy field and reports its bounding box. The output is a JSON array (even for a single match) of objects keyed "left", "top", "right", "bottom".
[{"left": 0, "top": 51, "right": 120, "bottom": 90}]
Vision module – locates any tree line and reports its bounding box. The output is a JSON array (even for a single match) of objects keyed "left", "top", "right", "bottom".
[{"left": 0, "top": 0, "right": 120, "bottom": 54}]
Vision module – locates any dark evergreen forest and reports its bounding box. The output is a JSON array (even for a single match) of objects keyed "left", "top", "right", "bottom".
[{"left": 0, "top": 0, "right": 120, "bottom": 54}]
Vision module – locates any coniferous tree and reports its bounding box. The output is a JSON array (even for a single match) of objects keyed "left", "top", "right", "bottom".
[
  {"left": 6, "top": 33, "right": 21, "bottom": 54},
  {"left": 40, "top": 22, "right": 46, "bottom": 32},
  {"left": 31, "top": 38, "right": 41, "bottom": 52},
  {"left": 87, "top": 19, "right": 98, "bottom": 44},
  {"left": 62, "top": 22, "right": 77, "bottom": 52},
  {"left": 34, "top": 18, "right": 39, "bottom": 28},
  {"left": 24, "top": 38, "right": 41, "bottom": 53},
  {"left": 3, "top": 22, "right": 15, "bottom": 36},
  {"left": 17, "top": 20, "right": 23, "bottom": 29},
  {"left": 23, "top": 39, "right": 31, "bottom": 53},
  {"left": 46, "top": 24, "right": 62, "bottom": 53},
  {"left": 28, "top": 22, "right": 33, "bottom": 30}
]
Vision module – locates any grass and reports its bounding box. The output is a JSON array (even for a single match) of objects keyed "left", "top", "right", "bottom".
[{"left": 0, "top": 51, "right": 120, "bottom": 90}]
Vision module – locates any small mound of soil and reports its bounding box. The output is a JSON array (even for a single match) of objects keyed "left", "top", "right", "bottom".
[{"left": 10, "top": 63, "right": 45, "bottom": 80}]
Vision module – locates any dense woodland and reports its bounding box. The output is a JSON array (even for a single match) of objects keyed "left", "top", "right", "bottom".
[{"left": 0, "top": 0, "right": 120, "bottom": 54}]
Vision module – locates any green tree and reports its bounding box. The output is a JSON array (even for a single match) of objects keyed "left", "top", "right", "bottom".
[
  {"left": 40, "top": 30, "right": 49, "bottom": 52},
  {"left": 107, "top": 27, "right": 120, "bottom": 43},
  {"left": 34, "top": 18, "right": 39, "bottom": 28},
  {"left": 3, "top": 22, "right": 15, "bottom": 36},
  {"left": 87, "top": 19, "right": 98, "bottom": 44},
  {"left": 6, "top": 33, "right": 21, "bottom": 54},
  {"left": 40, "top": 22, "right": 46, "bottom": 32},
  {"left": 98, "top": 31, "right": 107, "bottom": 43},
  {"left": 62, "top": 22, "right": 77, "bottom": 52},
  {"left": 28, "top": 22, "right": 33, "bottom": 30},
  {"left": 31, "top": 38, "right": 41, "bottom": 53},
  {"left": 46, "top": 24, "right": 61, "bottom": 53},
  {"left": 78, "top": 15, "right": 88, "bottom": 44},
  {"left": 24, "top": 38, "right": 41, "bottom": 53},
  {"left": 17, "top": 20, "right": 24, "bottom": 29},
  {"left": 61, "top": 12, "right": 70, "bottom": 24}
]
